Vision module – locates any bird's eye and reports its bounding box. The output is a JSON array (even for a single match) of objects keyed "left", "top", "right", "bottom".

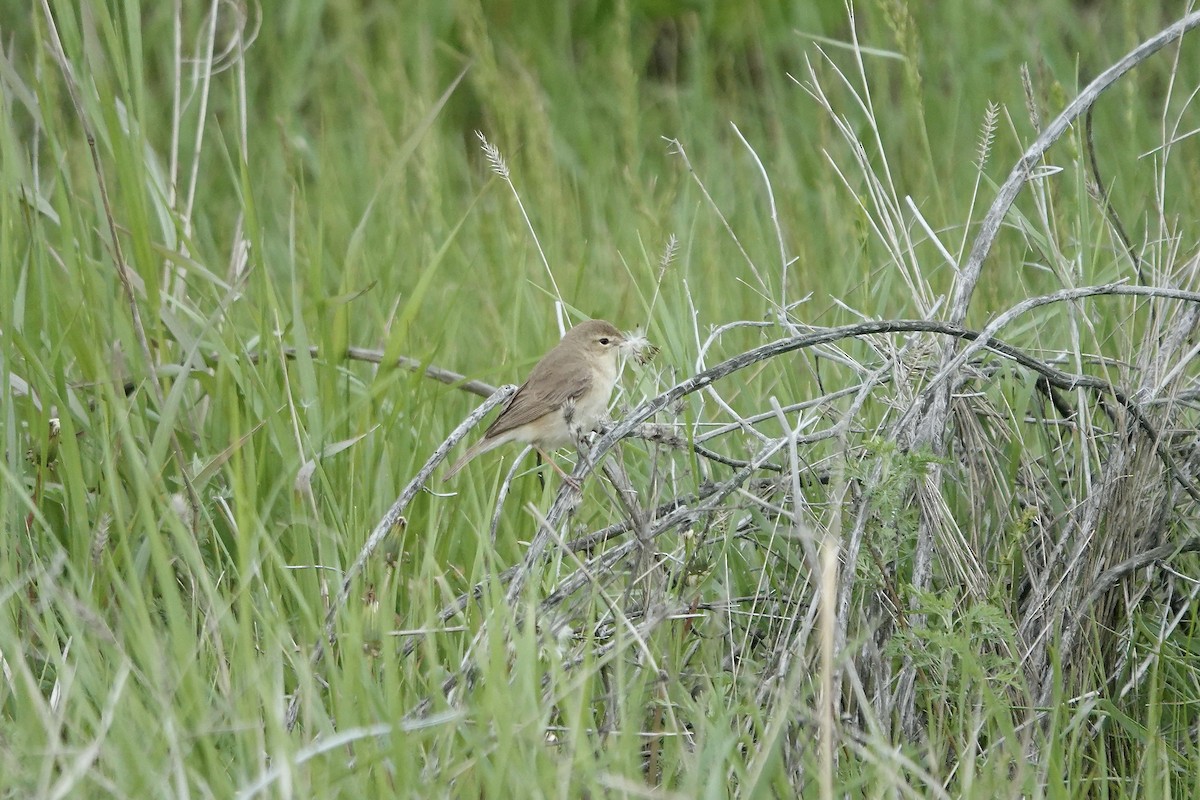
[{"left": 599, "top": 337, "right": 610, "bottom": 345}]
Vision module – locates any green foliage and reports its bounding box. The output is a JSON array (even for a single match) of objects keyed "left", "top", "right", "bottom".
[
  {"left": 898, "top": 589, "right": 1024, "bottom": 703},
  {"left": 851, "top": 438, "right": 945, "bottom": 564}
]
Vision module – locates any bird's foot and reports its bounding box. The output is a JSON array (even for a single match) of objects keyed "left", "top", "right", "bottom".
[{"left": 536, "top": 448, "right": 583, "bottom": 491}]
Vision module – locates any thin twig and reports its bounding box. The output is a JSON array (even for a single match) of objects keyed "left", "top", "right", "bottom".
[
  {"left": 39, "top": 1, "right": 202, "bottom": 527},
  {"left": 284, "top": 384, "right": 516, "bottom": 731},
  {"left": 1084, "top": 106, "right": 1142, "bottom": 282},
  {"left": 120, "top": 345, "right": 499, "bottom": 399},
  {"left": 950, "top": 11, "right": 1200, "bottom": 325}
]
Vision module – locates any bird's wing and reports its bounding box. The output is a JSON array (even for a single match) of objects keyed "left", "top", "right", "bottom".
[{"left": 483, "top": 353, "right": 593, "bottom": 439}]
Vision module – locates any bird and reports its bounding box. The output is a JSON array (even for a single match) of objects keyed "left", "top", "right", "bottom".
[{"left": 443, "top": 319, "right": 627, "bottom": 483}]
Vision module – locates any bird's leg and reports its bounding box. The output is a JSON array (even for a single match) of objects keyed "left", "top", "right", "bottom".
[
  {"left": 571, "top": 434, "right": 595, "bottom": 484},
  {"left": 536, "top": 447, "right": 581, "bottom": 491},
  {"left": 549, "top": 398, "right": 585, "bottom": 490},
  {"left": 534, "top": 450, "right": 546, "bottom": 490}
]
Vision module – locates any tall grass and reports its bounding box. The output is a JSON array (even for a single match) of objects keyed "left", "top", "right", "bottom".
[{"left": 2, "top": 0, "right": 1200, "bottom": 796}]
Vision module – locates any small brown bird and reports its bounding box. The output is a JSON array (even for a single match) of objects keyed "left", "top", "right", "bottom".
[{"left": 443, "top": 319, "right": 627, "bottom": 482}]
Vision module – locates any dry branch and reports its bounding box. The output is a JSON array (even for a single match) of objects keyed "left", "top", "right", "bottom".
[
  {"left": 284, "top": 384, "right": 517, "bottom": 731},
  {"left": 385, "top": 292, "right": 1200, "bottom": 724},
  {"left": 885, "top": 10, "right": 1200, "bottom": 734},
  {"left": 289, "top": 271, "right": 1200, "bottom": 733}
]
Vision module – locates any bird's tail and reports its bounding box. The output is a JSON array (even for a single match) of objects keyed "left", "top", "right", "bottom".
[{"left": 442, "top": 437, "right": 495, "bottom": 482}]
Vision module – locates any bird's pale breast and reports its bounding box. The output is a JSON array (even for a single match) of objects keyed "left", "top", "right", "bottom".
[{"left": 530, "top": 352, "right": 618, "bottom": 449}]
